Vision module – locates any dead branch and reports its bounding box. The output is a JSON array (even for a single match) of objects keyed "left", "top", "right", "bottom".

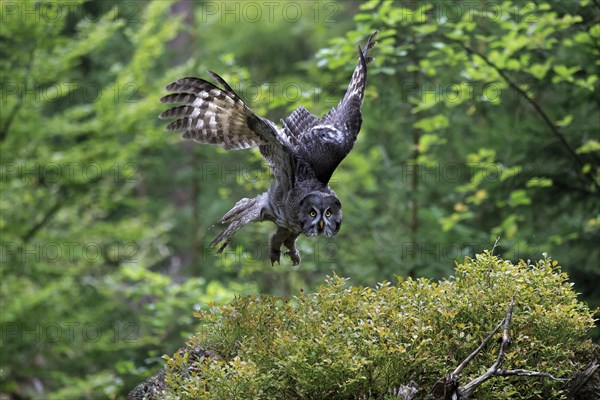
[
  {"left": 459, "top": 296, "right": 516, "bottom": 397},
  {"left": 450, "top": 318, "right": 504, "bottom": 379},
  {"left": 427, "top": 295, "right": 585, "bottom": 400},
  {"left": 496, "top": 369, "right": 568, "bottom": 381}
]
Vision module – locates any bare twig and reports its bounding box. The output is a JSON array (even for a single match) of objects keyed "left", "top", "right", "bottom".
[
  {"left": 490, "top": 237, "right": 501, "bottom": 255},
  {"left": 450, "top": 318, "right": 504, "bottom": 378},
  {"left": 459, "top": 296, "right": 516, "bottom": 397}
]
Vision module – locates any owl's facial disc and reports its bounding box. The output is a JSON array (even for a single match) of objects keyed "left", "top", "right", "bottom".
[{"left": 298, "top": 193, "right": 342, "bottom": 237}]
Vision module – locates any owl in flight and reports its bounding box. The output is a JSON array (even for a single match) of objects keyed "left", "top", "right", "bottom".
[{"left": 160, "top": 32, "right": 377, "bottom": 265}]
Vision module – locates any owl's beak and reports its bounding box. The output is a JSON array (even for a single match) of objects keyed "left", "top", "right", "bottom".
[{"left": 319, "top": 220, "right": 324, "bottom": 231}]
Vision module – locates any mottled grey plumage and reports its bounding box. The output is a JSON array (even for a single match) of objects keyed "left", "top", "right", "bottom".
[{"left": 159, "top": 32, "right": 377, "bottom": 265}]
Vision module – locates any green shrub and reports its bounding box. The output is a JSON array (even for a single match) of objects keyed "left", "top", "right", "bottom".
[{"left": 162, "top": 252, "right": 596, "bottom": 399}]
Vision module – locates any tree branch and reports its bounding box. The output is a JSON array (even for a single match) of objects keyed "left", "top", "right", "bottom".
[
  {"left": 497, "top": 369, "right": 568, "bottom": 381},
  {"left": 21, "top": 189, "right": 67, "bottom": 244}
]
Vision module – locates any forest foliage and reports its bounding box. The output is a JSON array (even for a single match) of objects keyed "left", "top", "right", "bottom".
[{"left": 0, "top": 0, "right": 598, "bottom": 398}]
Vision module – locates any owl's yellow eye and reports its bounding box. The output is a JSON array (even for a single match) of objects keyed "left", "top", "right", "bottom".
[
  {"left": 325, "top": 210, "right": 331, "bottom": 218},
  {"left": 310, "top": 210, "right": 317, "bottom": 218}
]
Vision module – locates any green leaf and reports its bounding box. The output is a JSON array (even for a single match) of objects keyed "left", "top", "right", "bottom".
[
  {"left": 527, "top": 60, "right": 553, "bottom": 80},
  {"left": 553, "top": 65, "right": 580, "bottom": 83},
  {"left": 506, "top": 59, "right": 521, "bottom": 70},
  {"left": 590, "top": 24, "right": 600, "bottom": 39},
  {"left": 419, "top": 133, "right": 448, "bottom": 152},
  {"left": 509, "top": 190, "right": 532, "bottom": 207},
  {"left": 359, "top": 0, "right": 380, "bottom": 11},
  {"left": 413, "top": 115, "right": 449, "bottom": 132},
  {"left": 555, "top": 114, "right": 573, "bottom": 127},
  {"left": 413, "top": 24, "right": 437, "bottom": 36},
  {"left": 526, "top": 178, "right": 553, "bottom": 188},
  {"left": 576, "top": 140, "right": 600, "bottom": 154}
]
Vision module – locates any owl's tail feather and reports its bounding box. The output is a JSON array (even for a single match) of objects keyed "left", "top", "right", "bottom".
[{"left": 209, "top": 193, "right": 267, "bottom": 253}]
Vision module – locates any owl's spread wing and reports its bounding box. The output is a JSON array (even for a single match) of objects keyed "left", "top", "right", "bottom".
[
  {"left": 159, "top": 72, "right": 294, "bottom": 187},
  {"left": 295, "top": 31, "right": 377, "bottom": 184}
]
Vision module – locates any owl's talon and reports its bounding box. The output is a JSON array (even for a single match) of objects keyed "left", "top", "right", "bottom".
[
  {"left": 285, "top": 250, "right": 300, "bottom": 266},
  {"left": 270, "top": 249, "right": 281, "bottom": 265}
]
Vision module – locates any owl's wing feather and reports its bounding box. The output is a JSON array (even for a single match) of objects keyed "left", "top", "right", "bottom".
[
  {"left": 297, "top": 31, "right": 378, "bottom": 184},
  {"left": 160, "top": 73, "right": 294, "bottom": 187},
  {"left": 324, "top": 31, "right": 377, "bottom": 126},
  {"left": 281, "top": 106, "right": 319, "bottom": 144},
  {"left": 161, "top": 75, "right": 271, "bottom": 149}
]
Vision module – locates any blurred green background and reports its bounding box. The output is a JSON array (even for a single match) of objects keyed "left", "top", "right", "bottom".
[{"left": 1, "top": 0, "right": 598, "bottom": 398}]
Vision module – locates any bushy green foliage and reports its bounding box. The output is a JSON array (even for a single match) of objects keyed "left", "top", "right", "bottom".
[{"left": 163, "top": 252, "right": 595, "bottom": 399}]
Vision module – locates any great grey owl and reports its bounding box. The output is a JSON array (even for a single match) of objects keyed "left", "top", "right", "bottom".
[{"left": 159, "top": 32, "right": 377, "bottom": 266}]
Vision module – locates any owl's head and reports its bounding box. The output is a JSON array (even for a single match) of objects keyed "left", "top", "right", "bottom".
[{"left": 297, "top": 192, "right": 342, "bottom": 237}]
